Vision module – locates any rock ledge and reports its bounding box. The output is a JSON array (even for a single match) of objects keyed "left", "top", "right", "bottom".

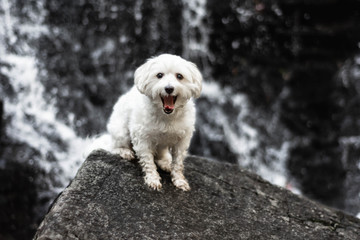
[{"left": 34, "top": 150, "right": 360, "bottom": 239}]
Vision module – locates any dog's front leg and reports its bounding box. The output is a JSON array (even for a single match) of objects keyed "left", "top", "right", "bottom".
[
  {"left": 171, "top": 139, "right": 191, "bottom": 191},
  {"left": 137, "top": 151, "right": 162, "bottom": 190}
]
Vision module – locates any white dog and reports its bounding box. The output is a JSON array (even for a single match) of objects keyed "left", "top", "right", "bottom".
[{"left": 106, "top": 54, "right": 202, "bottom": 191}]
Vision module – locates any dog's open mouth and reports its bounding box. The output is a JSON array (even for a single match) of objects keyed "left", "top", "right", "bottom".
[{"left": 161, "top": 95, "right": 177, "bottom": 114}]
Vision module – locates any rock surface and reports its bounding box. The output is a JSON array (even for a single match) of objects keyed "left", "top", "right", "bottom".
[{"left": 34, "top": 150, "right": 360, "bottom": 239}]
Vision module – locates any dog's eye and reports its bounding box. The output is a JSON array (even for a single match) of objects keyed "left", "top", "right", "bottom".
[
  {"left": 156, "top": 73, "right": 164, "bottom": 79},
  {"left": 176, "top": 73, "right": 184, "bottom": 80}
]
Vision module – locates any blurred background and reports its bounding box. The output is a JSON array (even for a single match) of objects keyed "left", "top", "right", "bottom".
[{"left": 1, "top": 0, "right": 360, "bottom": 239}]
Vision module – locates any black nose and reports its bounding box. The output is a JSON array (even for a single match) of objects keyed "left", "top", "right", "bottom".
[{"left": 165, "top": 86, "right": 174, "bottom": 94}]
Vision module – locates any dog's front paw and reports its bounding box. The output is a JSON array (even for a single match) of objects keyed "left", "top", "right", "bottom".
[
  {"left": 144, "top": 175, "right": 162, "bottom": 191},
  {"left": 112, "top": 147, "right": 135, "bottom": 160},
  {"left": 156, "top": 159, "right": 172, "bottom": 173},
  {"left": 172, "top": 178, "right": 191, "bottom": 191}
]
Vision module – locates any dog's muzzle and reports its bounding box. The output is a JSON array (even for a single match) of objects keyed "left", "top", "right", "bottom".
[{"left": 161, "top": 95, "right": 177, "bottom": 114}]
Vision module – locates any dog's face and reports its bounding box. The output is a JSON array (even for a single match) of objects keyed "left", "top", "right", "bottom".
[{"left": 134, "top": 54, "right": 202, "bottom": 114}]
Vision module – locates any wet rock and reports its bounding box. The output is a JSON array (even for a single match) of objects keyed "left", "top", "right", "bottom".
[{"left": 34, "top": 150, "right": 360, "bottom": 239}]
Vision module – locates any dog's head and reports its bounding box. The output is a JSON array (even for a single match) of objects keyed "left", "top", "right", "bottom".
[{"left": 134, "top": 54, "right": 203, "bottom": 114}]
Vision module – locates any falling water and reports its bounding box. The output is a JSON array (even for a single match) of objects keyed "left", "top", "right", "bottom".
[
  {"left": 181, "top": 0, "right": 291, "bottom": 188},
  {"left": 0, "top": 0, "right": 90, "bottom": 197},
  {"left": 337, "top": 55, "right": 360, "bottom": 218}
]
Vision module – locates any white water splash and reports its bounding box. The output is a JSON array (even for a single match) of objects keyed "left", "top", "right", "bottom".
[
  {"left": 181, "top": 0, "right": 291, "bottom": 188},
  {"left": 0, "top": 0, "right": 90, "bottom": 192},
  {"left": 201, "top": 81, "right": 291, "bottom": 187}
]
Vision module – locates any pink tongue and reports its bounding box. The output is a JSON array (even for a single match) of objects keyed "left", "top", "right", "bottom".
[{"left": 163, "top": 96, "right": 175, "bottom": 110}]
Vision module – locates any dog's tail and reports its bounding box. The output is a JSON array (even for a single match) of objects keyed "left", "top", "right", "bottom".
[{"left": 82, "top": 133, "right": 112, "bottom": 158}]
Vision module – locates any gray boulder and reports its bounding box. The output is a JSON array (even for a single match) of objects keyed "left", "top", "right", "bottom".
[{"left": 34, "top": 150, "right": 360, "bottom": 239}]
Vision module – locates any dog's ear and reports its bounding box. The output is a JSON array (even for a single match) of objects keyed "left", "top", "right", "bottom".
[
  {"left": 134, "top": 60, "right": 152, "bottom": 94},
  {"left": 187, "top": 62, "right": 203, "bottom": 98}
]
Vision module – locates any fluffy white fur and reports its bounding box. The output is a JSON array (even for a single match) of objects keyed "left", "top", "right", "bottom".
[{"left": 106, "top": 54, "right": 202, "bottom": 191}]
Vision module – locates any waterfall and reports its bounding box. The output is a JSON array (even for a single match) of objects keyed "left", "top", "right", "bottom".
[
  {"left": 180, "top": 0, "right": 291, "bottom": 188},
  {"left": 337, "top": 55, "right": 360, "bottom": 218},
  {"left": 1, "top": 1, "right": 359, "bottom": 230},
  {"left": 0, "top": 0, "right": 90, "bottom": 196}
]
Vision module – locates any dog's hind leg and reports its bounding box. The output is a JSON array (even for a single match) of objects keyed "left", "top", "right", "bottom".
[
  {"left": 155, "top": 147, "right": 172, "bottom": 173},
  {"left": 111, "top": 134, "right": 135, "bottom": 160},
  {"left": 112, "top": 146, "right": 135, "bottom": 160},
  {"left": 107, "top": 112, "right": 135, "bottom": 160},
  {"left": 109, "top": 131, "right": 135, "bottom": 160}
]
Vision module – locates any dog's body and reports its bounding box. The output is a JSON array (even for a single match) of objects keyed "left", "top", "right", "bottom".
[{"left": 107, "top": 54, "right": 202, "bottom": 191}]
